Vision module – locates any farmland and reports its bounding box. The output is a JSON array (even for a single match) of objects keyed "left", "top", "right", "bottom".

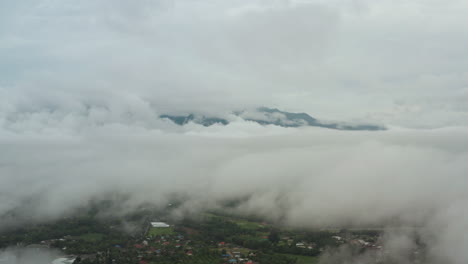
[{"left": 148, "top": 227, "right": 175, "bottom": 237}]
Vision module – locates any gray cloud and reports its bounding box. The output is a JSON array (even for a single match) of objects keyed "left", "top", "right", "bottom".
[
  {"left": 2, "top": 0, "right": 468, "bottom": 126},
  {"left": 0, "top": 247, "right": 61, "bottom": 264},
  {"left": 1, "top": 115, "right": 468, "bottom": 262},
  {"left": 1, "top": 0, "right": 468, "bottom": 263}
]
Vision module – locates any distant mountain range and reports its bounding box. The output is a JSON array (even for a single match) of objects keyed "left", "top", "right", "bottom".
[{"left": 160, "top": 107, "right": 385, "bottom": 131}]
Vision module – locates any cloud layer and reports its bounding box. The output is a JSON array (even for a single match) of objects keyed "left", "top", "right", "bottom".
[
  {"left": 2, "top": 116, "right": 468, "bottom": 262},
  {"left": 1, "top": 0, "right": 468, "bottom": 263},
  {"left": 2, "top": 0, "right": 468, "bottom": 127}
]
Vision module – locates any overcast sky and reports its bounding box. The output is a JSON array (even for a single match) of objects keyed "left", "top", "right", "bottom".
[
  {"left": 1, "top": 0, "right": 468, "bottom": 128},
  {"left": 1, "top": 1, "right": 468, "bottom": 263}
]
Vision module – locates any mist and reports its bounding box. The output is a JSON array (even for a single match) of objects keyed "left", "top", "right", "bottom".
[
  {"left": 2, "top": 119, "right": 468, "bottom": 262},
  {"left": 2, "top": 0, "right": 468, "bottom": 263},
  {"left": 0, "top": 247, "right": 62, "bottom": 264},
  {"left": 2, "top": 0, "right": 468, "bottom": 127}
]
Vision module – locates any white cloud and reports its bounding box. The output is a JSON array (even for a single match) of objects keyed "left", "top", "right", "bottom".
[
  {"left": 2, "top": 0, "right": 468, "bottom": 126},
  {"left": 2, "top": 1, "right": 468, "bottom": 263}
]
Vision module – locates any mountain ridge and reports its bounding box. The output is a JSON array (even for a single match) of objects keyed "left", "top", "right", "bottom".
[{"left": 160, "top": 107, "right": 385, "bottom": 131}]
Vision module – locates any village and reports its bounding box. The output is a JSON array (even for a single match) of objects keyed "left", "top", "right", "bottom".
[
  {"left": 0, "top": 211, "right": 424, "bottom": 264},
  {"left": 108, "top": 218, "right": 389, "bottom": 264}
]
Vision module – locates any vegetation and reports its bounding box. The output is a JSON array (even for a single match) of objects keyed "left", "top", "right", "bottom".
[
  {"left": 0, "top": 208, "right": 385, "bottom": 264},
  {"left": 252, "top": 252, "right": 298, "bottom": 264},
  {"left": 279, "top": 254, "right": 319, "bottom": 264},
  {"left": 148, "top": 227, "right": 175, "bottom": 236}
]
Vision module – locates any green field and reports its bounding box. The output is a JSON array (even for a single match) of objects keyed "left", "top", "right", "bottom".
[
  {"left": 148, "top": 227, "right": 175, "bottom": 236},
  {"left": 280, "top": 254, "right": 319, "bottom": 264}
]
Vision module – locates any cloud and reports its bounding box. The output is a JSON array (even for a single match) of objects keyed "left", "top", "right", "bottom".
[
  {"left": 1, "top": 113, "right": 468, "bottom": 262},
  {"left": 2, "top": 0, "right": 468, "bottom": 126},
  {"left": 1, "top": 0, "right": 468, "bottom": 263},
  {"left": 0, "top": 247, "right": 61, "bottom": 264}
]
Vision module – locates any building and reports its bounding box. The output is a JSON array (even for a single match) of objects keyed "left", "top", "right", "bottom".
[
  {"left": 296, "top": 242, "right": 306, "bottom": 248},
  {"left": 151, "top": 222, "right": 170, "bottom": 228}
]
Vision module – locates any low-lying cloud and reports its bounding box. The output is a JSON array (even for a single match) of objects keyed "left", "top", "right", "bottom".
[
  {"left": 1, "top": 110, "right": 468, "bottom": 262},
  {"left": 0, "top": 247, "right": 61, "bottom": 264}
]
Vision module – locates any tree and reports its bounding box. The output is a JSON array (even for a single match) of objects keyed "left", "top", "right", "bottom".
[{"left": 268, "top": 230, "right": 280, "bottom": 244}]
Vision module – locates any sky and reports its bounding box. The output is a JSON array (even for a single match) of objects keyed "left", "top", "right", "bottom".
[
  {"left": 1, "top": 0, "right": 468, "bottom": 263},
  {"left": 1, "top": 0, "right": 468, "bottom": 127}
]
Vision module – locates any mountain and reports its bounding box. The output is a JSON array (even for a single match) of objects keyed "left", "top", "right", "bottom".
[
  {"left": 160, "top": 107, "right": 385, "bottom": 131},
  {"left": 159, "top": 114, "right": 229, "bottom": 126}
]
